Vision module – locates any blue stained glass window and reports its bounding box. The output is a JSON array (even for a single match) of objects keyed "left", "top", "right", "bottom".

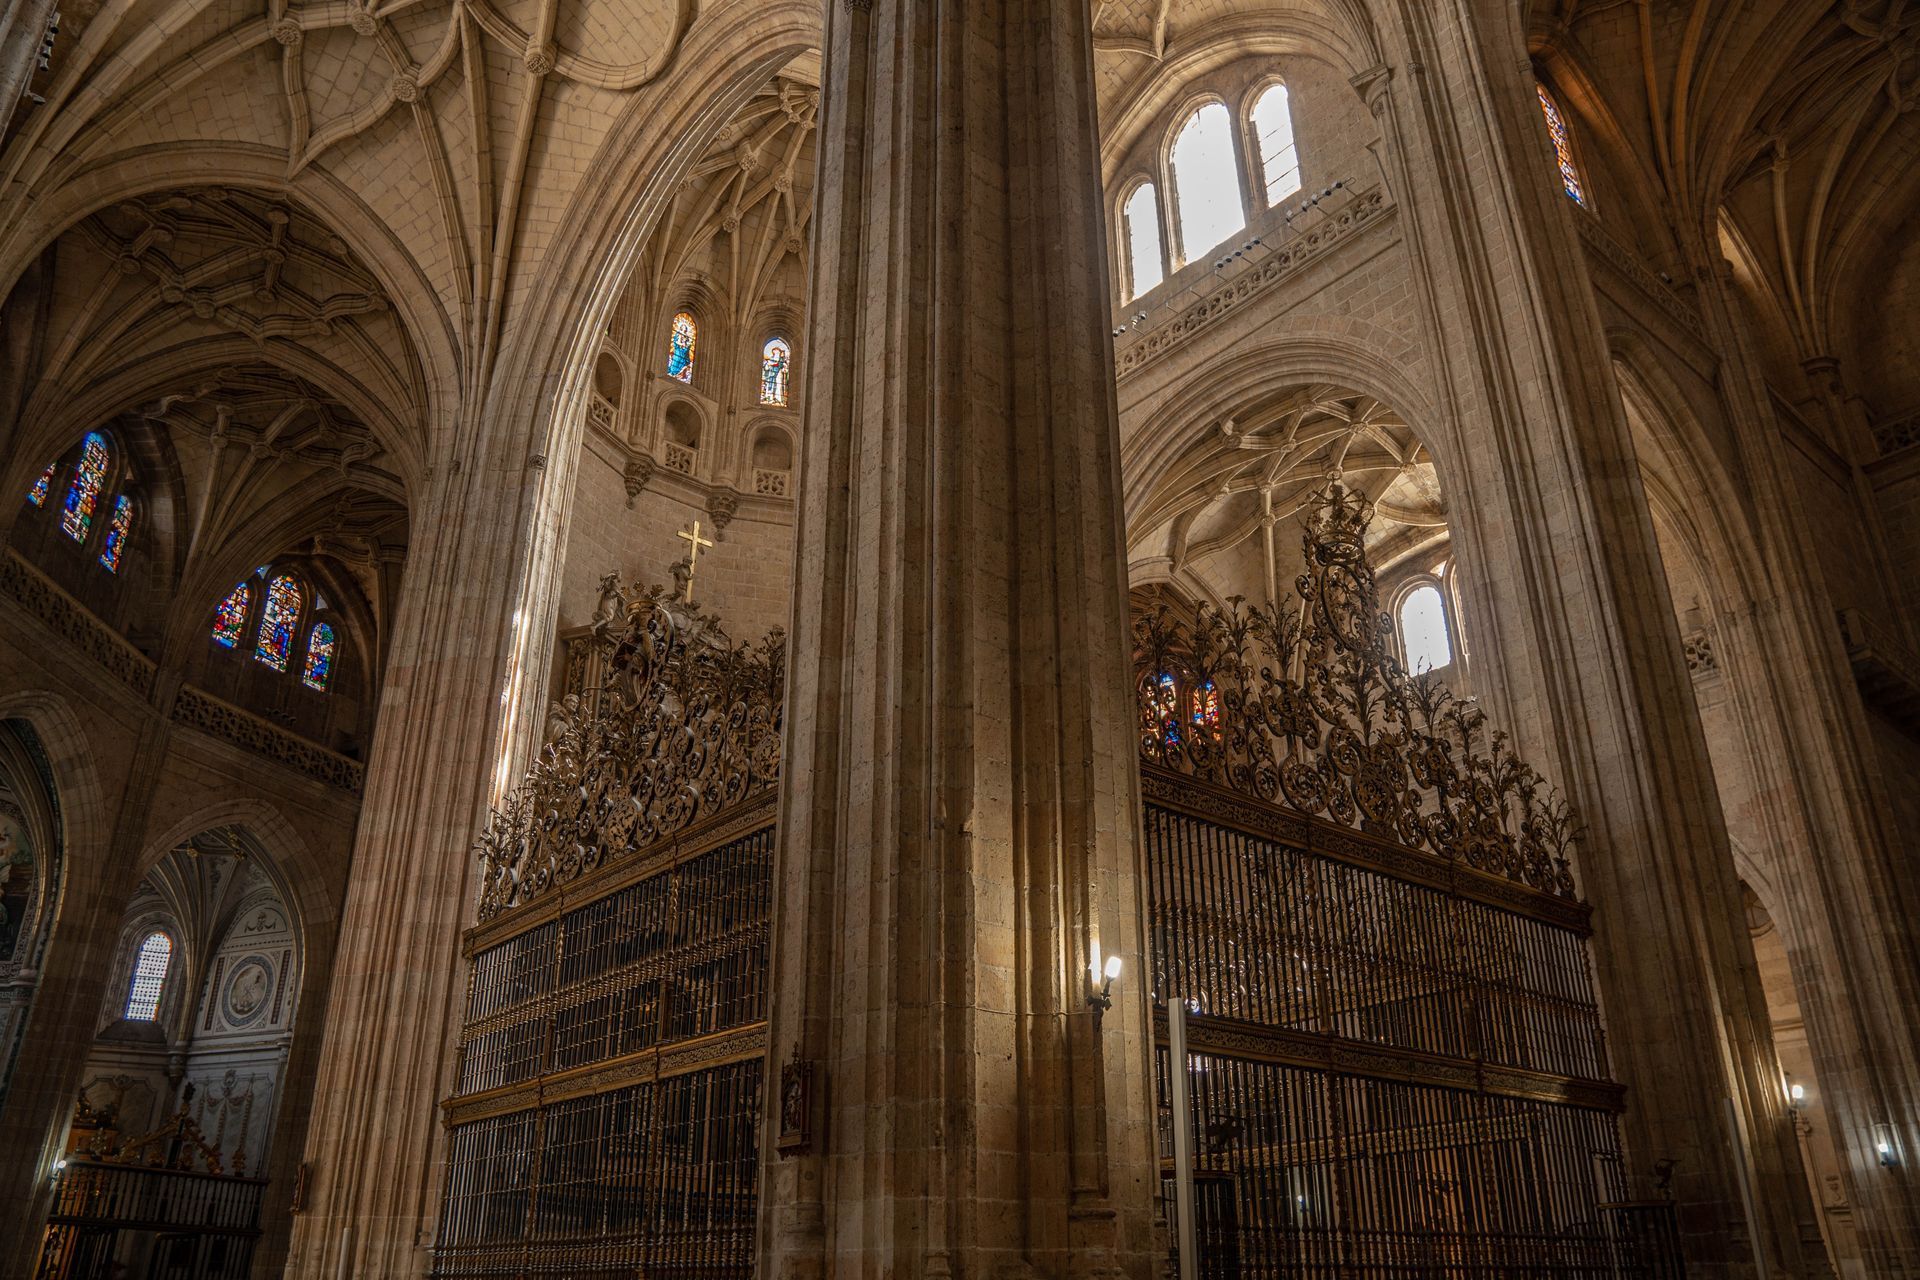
[
  {"left": 302, "top": 622, "right": 336, "bottom": 692},
  {"left": 98, "top": 495, "right": 133, "bottom": 572},
  {"left": 667, "top": 312, "right": 697, "bottom": 383},
  {"left": 253, "top": 574, "right": 303, "bottom": 671},
  {"left": 1537, "top": 82, "right": 1587, "bottom": 206},
  {"left": 760, "top": 337, "right": 791, "bottom": 406},
  {"left": 213, "top": 581, "right": 251, "bottom": 647},
  {"left": 26, "top": 463, "right": 53, "bottom": 507},
  {"left": 61, "top": 432, "right": 110, "bottom": 542}
]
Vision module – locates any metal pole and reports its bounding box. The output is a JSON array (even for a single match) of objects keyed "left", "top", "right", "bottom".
[{"left": 1169, "top": 999, "right": 1198, "bottom": 1280}]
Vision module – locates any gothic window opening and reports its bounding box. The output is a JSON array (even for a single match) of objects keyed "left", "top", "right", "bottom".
[
  {"left": 1123, "top": 182, "right": 1165, "bottom": 299},
  {"left": 212, "top": 581, "right": 251, "bottom": 648},
  {"left": 760, "top": 337, "right": 792, "bottom": 406},
  {"left": 60, "top": 431, "right": 111, "bottom": 542},
  {"left": 1170, "top": 102, "right": 1246, "bottom": 265},
  {"left": 1536, "top": 81, "right": 1587, "bottom": 206},
  {"left": 1399, "top": 583, "right": 1453, "bottom": 672},
  {"left": 26, "top": 463, "right": 53, "bottom": 507},
  {"left": 125, "top": 931, "right": 172, "bottom": 1021},
  {"left": 667, "top": 311, "right": 698, "bottom": 383},
  {"left": 1250, "top": 83, "right": 1303, "bottom": 206},
  {"left": 303, "top": 622, "right": 336, "bottom": 692},
  {"left": 253, "top": 574, "right": 303, "bottom": 672},
  {"left": 98, "top": 495, "right": 133, "bottom": 572}
]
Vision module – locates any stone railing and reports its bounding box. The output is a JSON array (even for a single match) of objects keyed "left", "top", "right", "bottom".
[
  {"left": 1838, "top": 608, "right": 1920, "bottom": 728},
  {"left": 0, "top": 550, "right": 156, "bottom": 695},
  {"left": 1, "top": 549, "right": 363, "bottom": 793},
  {"left": 586, "top": 394, "right": 615, "bottom": 433},
  {"left": 1872, "top": 410, "right": 1920, "bottom": 457},
  {"left": 170, "top": 686, "right": 366, "bottom": 793},
  {"left": 1115, "top": 186, "right": 1390, "bottom": 381},
  {"left": 662, "top": 441, "right": 697, "bottom": 474},
  {"left": 1574, "top": 213, "right": 1708, "bottom": 341},
  {"left": 752, "top": 467, "right": 791, "bottom": 497}
]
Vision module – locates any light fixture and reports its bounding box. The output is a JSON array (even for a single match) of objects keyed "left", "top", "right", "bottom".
[
  {"left": 1089, "top": 953, "right": 1122, "bottom": 1012},
  {"left": 1874, "top": 1124, "right": 1902, "bottom": 1167},
  {"left": 1788, "top": 1083, "right": 1806, "bottom": 1104}
]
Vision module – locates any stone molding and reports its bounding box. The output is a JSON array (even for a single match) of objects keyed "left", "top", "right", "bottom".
[
  {"left": 1574, "top": 213, "right": 1708, "bottom": 341},
  {"left": 0, "top": 551, "right": 156, "bottom": 696},
  {"left": 1115, "top": 187, "right": 1392, "bottom": 381},
  {"left": 168, "top": 687, "right": 366, "bottom": 793}
]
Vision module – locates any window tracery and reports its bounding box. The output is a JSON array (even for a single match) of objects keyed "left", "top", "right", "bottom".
[
  {"left": 1170, "top": 102, "right": 1246, "bottom": 264},
  {"left": 760, "top": 337, "right": 791, "bottom": 406},
  {"left": 667, "top": 311, "right": 698, "bottom": 383},
  {"left": 1250, "top": 82, "right": 1302, "bottom": 206},
  {"left": 1536, "top": 81, "right": 1587, "bottom": 206},
  {"left": 126, "top": 931, "right": 171, "bottom": 1021}
]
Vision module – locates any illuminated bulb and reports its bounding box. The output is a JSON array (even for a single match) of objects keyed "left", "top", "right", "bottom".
[
  {"left": 1104, "top": 955, "right": 1123, "bottom": 981},
  {"left": 1879, "top": 1142, "right": 1894, "bottom": 1155},
  {"left": 1789, "top": 1084, "right": 1805, "bottom": 1102}
]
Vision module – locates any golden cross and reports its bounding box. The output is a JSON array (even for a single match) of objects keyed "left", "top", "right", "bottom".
[{"left": 675, "top": 519, "right": 714, "bottom": 601}]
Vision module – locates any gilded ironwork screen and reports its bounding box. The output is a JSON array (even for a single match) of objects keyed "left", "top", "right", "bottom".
[
  {"left": 432, "top": 578, "right": 781, "bottom": 1280},
  {"left": 1134, "top": 488, "right": 1683, "bottom": 1278}
]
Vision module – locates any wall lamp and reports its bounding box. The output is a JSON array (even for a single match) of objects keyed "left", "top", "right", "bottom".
[
  {"left": 1874, "top": 1124, "right": 1902, "bottom": 1168},
  {"left": 1088, "top": 954, "right": 1123, "bottom": 1013}
]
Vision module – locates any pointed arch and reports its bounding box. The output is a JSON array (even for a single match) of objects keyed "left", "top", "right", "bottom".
[
  {"left": 253, "top": 574, "right": 304, "bottom": 672},
  {"left": 1535, "top": 80, "right": 1587, "bottom": 207},
  {"left": 302, "top": 622, "right": 337, "bottom": 692},
  {"left": 97, "top": 495, "right": 134, "bottom": 572},
  {"left": 759, "top": 336, "right": 791, "bottom": 406},
  {"left": 212, "top": 580, "right": 252, "bottom": 648},
  {"left": 26, "top": 463, "right": 53, "bottom": 507},
  {"left": 1122, "top": 181, "right": 1165, "bottom": 299},
  {"left": 1169, "top": 101, "right": 1246, "bottom": 264},
  {"left": 59, "top": 432, "right": 111, "bottom": 542},
  {"left": 125, "top": 931, "right": 173, "bottom": 1020},
  {"left": 1249, "top": 81, "right": 1303, "bottom": 205},
  {"left": 667, "top": 311, "right": 698, "bottom": 382}
]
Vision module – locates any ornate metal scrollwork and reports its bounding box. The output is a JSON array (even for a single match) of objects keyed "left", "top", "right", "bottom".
[
  {"left": 474, "top": 575, "right": 785, "bottom": 920},
  {"left": 1135, "top": 486, "right": 1578, "bottom": 897}
]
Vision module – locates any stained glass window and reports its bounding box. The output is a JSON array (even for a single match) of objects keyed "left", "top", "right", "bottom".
[
  {"left": 60, "top": 431, "right": 110, "bottom": 542},
  {"left": 760, "top": 337, "right": 791, "bottom": 406},
  {"left": 667, "top": 312, "right": 697, "bottom": 383},
  {"left": 1537, "top": 82, "right": 1586, "bottom": 206},
  {"left": 1152, "top": 671, "right": 1183, "bottom": 748},
  {"left": 1251, "top": 83, "right": 1303, "bottom": 206},
  {"left": 98, "top": 495, "right": 133, "bottom": 572},
  {"left": 213, "top": 582, "right": 250, "bottom": 647},
  {"left": 252, "top": 574, "right": 303, "bottom": 671},
  {"left": 125, "top": 931, "right": 171, "bottom": 1020},
  {"left": 26, "top": 463, "right": 53, "bottom": 507},
  {"left": 1170, "top": 102, "right": 1245, "bottom": 265},
  {"left": 1124, "top": 183, "right": 1165, "bottom": 299},
  {"left": 1400, "top": 584, "right": 1453, "bottom": 672},
  {"left": 1190, "top": 679, "right": 1222, "bottom": 741},
  {"left": 302, "top": 622, "right": 336, "bottom": 692}
]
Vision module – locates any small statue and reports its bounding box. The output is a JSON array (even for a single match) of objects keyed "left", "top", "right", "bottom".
[
  {"left": 590, "top": 572, "right": 624, "bottom": 638},
  {"left": 543, "top": 693, "right": 581, "bottom": 746},
  {"left": 669, "top": 556, "right": 694, "bottom": 604},
  {"left": 1651, "top": 1157, "right": 1678, "bottom": 1200}
]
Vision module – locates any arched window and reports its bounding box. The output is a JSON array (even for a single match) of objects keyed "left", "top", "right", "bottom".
[
  {"left": 1170, "top": 102, "right": 1246, "bottom": 265},
  {"left": 212, "top": 580, "right": 252, "bottom": 648},
  {"left": 60, "top": 431, "right": 111, "bottom": 542},
  {"left": 253, "top": 574, "right": 303, "bottom": 671},
  {"left": 1536, "top": 81, "right": 1586, "bottom": 206},
  {"left": 98, "top": 495, "right": 134, "bottom": 573},
  {"left": 125, "top": 931, "right": 172, "bottom": 1020},
  {"left": 760, "top": 337, "right": 792, "bottom": 406},
  {"left": 1399, "top": 584, "right": 1453, "bottom": 672},
  {"left": 666, "top": 312, "right": 698, "bottom": 383},
  {"left": 302, "top": 622, "right": 336, "bottom": 692},
  {"left": 1123, "top": 182, "right": 1165, "bottom": 299},
  {"left": 1250, "top": 83, "right": 1303, "bottom": 206},
  {"left": 26, "top": 463, "right": 53, "bottom": 507}
]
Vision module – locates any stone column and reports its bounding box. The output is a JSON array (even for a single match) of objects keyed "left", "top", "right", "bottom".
[
  {"left": 1367, "top": 3, "right": 1828, "bottom": 1275},
  {"left": 758, "top": 1, "right": 1159, "bottom": 1276},
  {"left": 281, "top": 445, "right": 547, "bottom": 1278}
]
